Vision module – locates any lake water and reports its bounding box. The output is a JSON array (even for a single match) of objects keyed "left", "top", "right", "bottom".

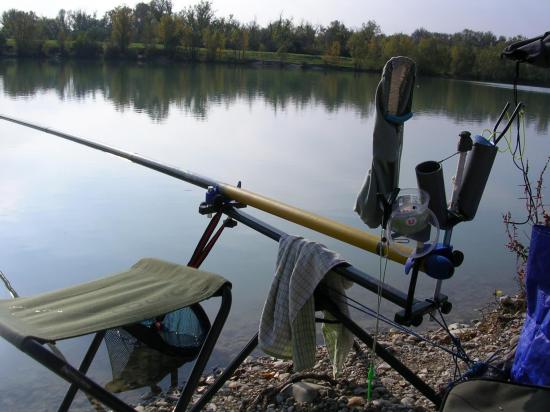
[{"left": 0, "top": 60, "right": 548, "bottom": 410}]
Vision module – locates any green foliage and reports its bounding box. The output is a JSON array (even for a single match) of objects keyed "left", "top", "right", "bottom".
[
  {"left": 41, "top": 40, "right": 60, "bottom": 57},
  {"left": 202, "top": 27, "right": 225, "bottom": 60},
  {"left": 0, "top": 32, "right": 6, "bottom": 54},
  {"left": 157, "top": 14, "right": 184, "bottom": 54},
  {"left": 381, "top": 34, "right": 414, "bottom": 62},
  {"left": 414, "top": 37, "right": 450, "bottom": 75},
  {"left": 450, "top": 44, "right": 475, "bottom": 77},
  {"left": 321, "top": 20, "right": 351, "bottom": 57},
  {"left": 1, "top": 9, "right": 41, "bottom": 56},
  {"left": 323, "top": 41, "right": 341, "bottom": 65},
  {"left": 109, "top": 6, "right": 134, "bottom": 53},
  {"left": 504, "top": 157, "right": 550, "bottom": 297},
  {"left": 1, "top": 3, "right": 550, "bottom": 85},
  {"left": 71, "top": 32, "right": 102, "bottom": 58},
  {"left": 347, "top": 21, "right": 380, "bottom": 69},
  {"left": 69, "top": 10, "right": 108, "bottom": 41}
]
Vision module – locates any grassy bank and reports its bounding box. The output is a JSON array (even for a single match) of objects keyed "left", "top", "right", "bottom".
[{"left": 0, "top": 39, "right": 361, "bottom": 72}]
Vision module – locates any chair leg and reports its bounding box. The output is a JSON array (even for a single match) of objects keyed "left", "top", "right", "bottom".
[
  {"left": 22, "top": 337, "right": 135, "bottom": 412},
  {"left": 58, "top": 331, "right": 106, "bottom": 412},
  {"left": 174, "top": 285, "right": 232, "bottom": 412},
  {"left": 189, "top": 333, "right": 258, "bottom": 412}
]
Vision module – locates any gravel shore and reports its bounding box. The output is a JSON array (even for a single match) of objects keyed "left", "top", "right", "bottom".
[{"left": 135, "top": 295, "right": 524, "bottom": 412}]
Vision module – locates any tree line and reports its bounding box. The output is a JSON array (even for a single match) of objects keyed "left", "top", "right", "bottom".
[{"left": 1, "top": 0, "right": 549, "bottom": 85}]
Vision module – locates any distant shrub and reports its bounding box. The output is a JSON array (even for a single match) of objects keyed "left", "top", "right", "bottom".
[
  {"left": 41, "top": 40, "right": 60, "bottom": 57},
  {"left": 16, "top": 40, "right": 42, "bottom": 57},
  {"left": 72, "top": 33, "right": 102, "bottom": 58},
  {"left": 173, "top": 46, "right": 191, "bottom": 61},
  {"left": 104, "top": 43, "right": 122, "bottom": 59},
  {"left": 0, "top": 32, "right": 6, "bottom": 54},
  {"left": 144, "top": 45, "right": 163, "bottom": 59}
]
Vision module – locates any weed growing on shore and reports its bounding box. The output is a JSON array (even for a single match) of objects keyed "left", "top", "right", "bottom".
[{"left": 503, "top": 156, "right": 549, "bottom": 297}]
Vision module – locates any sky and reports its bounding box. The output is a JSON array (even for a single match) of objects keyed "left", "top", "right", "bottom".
[{"left": 0, "top": 0, "right": 548, "bottom": 38}]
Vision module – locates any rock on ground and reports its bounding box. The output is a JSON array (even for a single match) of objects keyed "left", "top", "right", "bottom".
[{"left": 135, "top": 297, "right": 524, "bottom": 412}]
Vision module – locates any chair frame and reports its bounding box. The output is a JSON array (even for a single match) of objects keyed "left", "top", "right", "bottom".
[{"left": 8, "top": 284, "right": 231, "bottom": 412}]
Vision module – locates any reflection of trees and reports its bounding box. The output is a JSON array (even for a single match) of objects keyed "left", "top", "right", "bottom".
[
  {"left": 414, "top": 77, "right": 550, "bottom": 133},
  {"left": 0, "top": 60, "right": 549, "bottom": 132}
]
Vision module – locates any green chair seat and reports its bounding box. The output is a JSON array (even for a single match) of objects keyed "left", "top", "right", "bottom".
[{"left": 0, "top": 258, "right": 228, "bottom": 345}]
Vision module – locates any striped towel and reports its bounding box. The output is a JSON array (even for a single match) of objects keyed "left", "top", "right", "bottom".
[{"left": 259, "top": 234, "right": 354, "bottom": 375}]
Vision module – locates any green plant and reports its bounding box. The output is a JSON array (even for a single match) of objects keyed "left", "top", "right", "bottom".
[
  {"left": 503, "top": 156, "right": 550, "bottom": 296},
  {"left": 0, "top": 32, "right": 6, "bottom": 54},
  {"left": 72, "top": 33, "right": 102, "bottom": 58}
]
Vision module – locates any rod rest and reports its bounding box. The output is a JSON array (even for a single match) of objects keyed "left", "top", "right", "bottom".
[{"left": 199, "top": 185, "right": 247, "bottom": 216}]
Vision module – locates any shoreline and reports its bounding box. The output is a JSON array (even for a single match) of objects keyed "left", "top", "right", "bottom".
[
  {"left": 2, "top": 53, "right": 550, "bottom": 89},
  {"left": 136, "top": 294, "right": 525, "bottom": 411}
]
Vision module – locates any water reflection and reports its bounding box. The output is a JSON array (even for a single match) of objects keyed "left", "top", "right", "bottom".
[{"left": 2, "top": 60, "right": 548, "bottom": 131}]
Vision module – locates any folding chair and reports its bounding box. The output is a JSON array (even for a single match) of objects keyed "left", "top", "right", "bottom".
[{"left": 0, "top": 258, "right": 232, "bottom": 412}]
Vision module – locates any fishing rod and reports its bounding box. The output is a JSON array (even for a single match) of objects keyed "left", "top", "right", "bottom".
[{"left": 0, "top": 113, "right": 412, "bottom": 265}]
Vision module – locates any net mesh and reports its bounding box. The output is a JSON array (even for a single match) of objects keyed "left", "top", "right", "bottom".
[{"left": 104, "top": 305, "right": 209, "bottom": 392}]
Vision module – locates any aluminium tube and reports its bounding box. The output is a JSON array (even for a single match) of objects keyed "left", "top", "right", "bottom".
[
  {"left": 456, "top": 136, "right": 498, "bottom": 221},
  {"left": 415, "top": 161, "right": 449, "bottom": 230}
]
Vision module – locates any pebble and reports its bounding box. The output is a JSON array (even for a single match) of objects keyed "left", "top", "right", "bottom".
[
  {"left": 347, "top": 396, "right": 365, "bottom": 407},
  {"left": 228, "top": 381, "right": 241, "bottom": 389},
  {"left": 381, "top": 377, "right": 396, "bottom": 386},
  {"left": 401, "top": 396, "right": 415, "bottom": 407},
  {"left": 278, "top": 372, "right": 291, "bottom": 381},
  {"left": 352, "top": 386, "right": 367, "bottom": 395},
  {"left": 133, "top": 295, "right": 524, "bottom": 412}
]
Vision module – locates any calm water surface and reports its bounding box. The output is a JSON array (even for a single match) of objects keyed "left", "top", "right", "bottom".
[{"left": 0, "top": 60, "right": 549, "bottom": 410}]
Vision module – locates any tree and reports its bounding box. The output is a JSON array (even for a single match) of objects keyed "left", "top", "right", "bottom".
[
  {"left": 202, "top": 27, "right": 225, "bottom": 60},
  {"left": 230, "top": 27, "right": 240, "bottom": 58},
  {"left": 149, "top": 0, "right": 173, "bottom": 20},
  {"left": 245, "top": 20, "right": 261, "bottom": 51},
  {"left": 0, "top": 32, "right": 6, "bottom": 55},
  {"left": 293, "top": 22, "right": 316, "bottom": 54},
  {"left": 1, "top": 9, "right": 40, "bottom": 55},
  {"left": 347, "top": 21, "right": 381, "bottom": 68},
  {"left": 321, "top": 20, "right": 351, "bottom": 56},
  {"left": 133, "top": 2, "right": 153, "bottom": 43},
  {"left": 182, "top": 0, "right": 214, "bottom": 57},
  {"left": 69, "top": 10, "right": 109, "bottom": 41},
  {"left": 56, "top": 9, "right": 69, "bottom": 54},
  {"left": 109, "top": 6, "right": 134, "bottom": 53},
  {"left": 450, "top": 44, "right": 475, "bottom": 77},
  {"left": 241, "top": 29, "right": 249, "bottom": 59},
  {"left": 267, "top": 16, "right": 293, "bottom": 52},
  {"left": 414, "top": 37, "right": 450, "bottom": 75},
  {"left": 381, "top": 34, "right": 414, "bottom": 62},
  {"left": 158, "top": 14, "right": 183, "bottom": 54},
  {"left": 323, "top": 40, "right": 341, "bottom": 65},
  {"left": 72, "top": 32, "right": 102, "bottom": 58}
]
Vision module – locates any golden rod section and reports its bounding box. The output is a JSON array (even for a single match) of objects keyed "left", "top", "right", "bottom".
[{"left": 220, "top": 184, "right": 411, "bottom": 265}]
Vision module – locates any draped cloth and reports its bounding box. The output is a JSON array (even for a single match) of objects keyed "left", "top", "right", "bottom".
[
  {"left": 355, "top": 56, "right": 416, "bottom": 228},
  {"left": 259, "top": 234, "right": 353, "bottom": 376}
]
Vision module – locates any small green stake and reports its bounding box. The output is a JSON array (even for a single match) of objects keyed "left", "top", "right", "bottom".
[{"left": 367, "top": 364, "right": 376, "bottom": 401}]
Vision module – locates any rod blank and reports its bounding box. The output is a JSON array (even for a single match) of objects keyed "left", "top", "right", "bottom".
[{"left": 1, "top": 113, "right": 413, "bottom": 265}]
